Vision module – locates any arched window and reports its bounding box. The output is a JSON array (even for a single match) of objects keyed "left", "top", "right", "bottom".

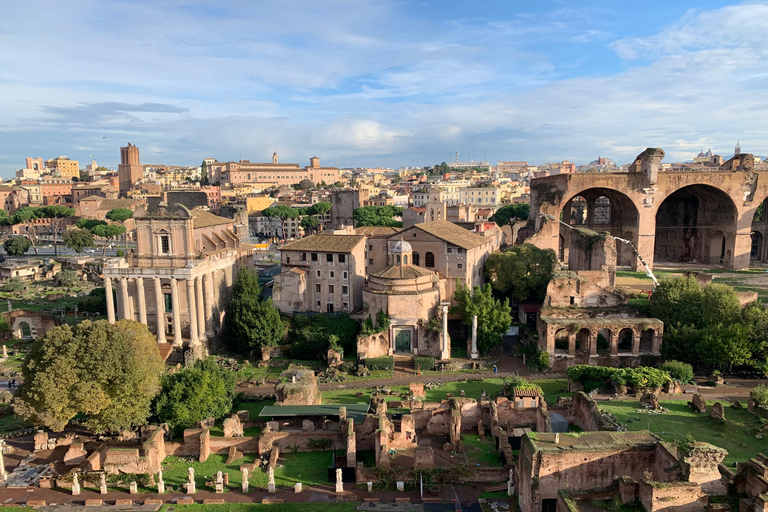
[
  {"left": 425, "top": 252, "right": 435, "bottom": 268},
  {"left": 413, "top": 252, "right": 420, "bottom": 266}
]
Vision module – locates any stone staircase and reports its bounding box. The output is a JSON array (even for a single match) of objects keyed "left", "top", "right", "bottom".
[{"left": 394, "top": 356, "right": 414, "bottom": 375}]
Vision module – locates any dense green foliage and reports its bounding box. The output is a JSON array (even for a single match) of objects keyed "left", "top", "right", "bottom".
[
  {"left": 3, "top": 277, "right": 25, "bottom": 292},
  {"left": 651, "top": 276, "right": 768, "bottom": 369},
  {"left": 490, "top": 203, "right": 530, "bottom": 227},
  {"left": 413, "top": 356, "right": 435, "bottom": 371},
  {"left": 752, "top": 384, "right": 768, "bottom": 407},
  {"left": 63, "top": 228, "right": 95, "bottom": 254},
  {"left": 225, "top": 268, "right": 284, "bottom": 355},
  {"left": 365, "top": 357, "right": 395, "bottom": 370},
  {"left": 659, "top": 360, "right": 694, "bottom": 383},
  {"left": 353, "top": 205, "right": 404, "bottom": 227},
  {"left": 453, "top": 283, "right": 512, "bottom": 355},
  {"left": 105, "top": 208, "right": 133, "bottom": 224},
  {"left": 2, "top": 236, "right": 31, "bottom": 256},
  {"left": 78, "top": 287, "right": 108, "bottom": 314},
  {"left": 484, "top": 244, "right": 556, "bottom": 303},
  {"left": 527, "top": 350, "right": 550, "bottom": 370},
  {"left": 287, "top": 313, "right": 359, "bottom": 360},
  {"left": 361, "top": 308, "right": 390, "bottom": 335},
  {"left": 14, "top": 320, "right": 165, "bottom": 432},
  {"left": 567, "top": 365, "right": 670, "bottom": 392},
  {"left": 55, "top": 269, "right": 79, "bottom": 287},
  {"left": 154, "top": 358, "right": 237, "bottom": 436},
  {"left": 92, "top": 224, "right": 126, "bottom": 257}
]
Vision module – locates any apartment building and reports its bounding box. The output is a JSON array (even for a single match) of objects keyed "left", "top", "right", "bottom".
[{"left": 459, "top": 187, "right": 501, "bottom": 206}]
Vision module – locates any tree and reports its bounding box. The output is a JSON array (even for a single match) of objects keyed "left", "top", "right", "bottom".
[
  {"left": 224, "top": 268, "right": 284, "bottom": 354},
  {"left": 40, "top": 206, "right": 76, "bottom": 256},
  {"left": 297, "top": 179, "right": 314, "bottom": 190},
  {"left": 154, "top": 358, "right": 236, "bottom": 436},
  {"left": 92, "top": 224, "right": 127, "bottom": 258},
  {"left": 743, "top": 304, "right": 768, "bottom": 363},
  {"left": 484, "top": 244, "right": 556, "bottom": 303},
  {"left": 353, "top": 205, "right": 404, "bottom": 227},
  {"left": 63, "top": 228, "right": 95, "bottom": 254},
  {"left": 262, "top": 204, "right": 299, "bottom": 238},
  {"left": 3, "top": 236, "right": 31, "bottom": 256},
  {"left": 14, "top": 320, "right": 164, "bottom": 433},
  {"left": 8, "top": 207, "right": 44, "bottom": 255},
  {"left": 649, "top": 276, "right": 704, "bottom": 329},
  {"left": 4, "top": 277, "right": 25, "bottom": 293},
  {"left": 490, "top": 203, "right": 530, "bottom": 227},
  {"left": 55, "top": 269, "right": 79, "bottom": 288},
  {"left": 300, "top": 216, "right": 320, "bottom": 235},
  {"left": 105, "top": 208, "right": 133, "bottom": 250},
  {"left": 310, "top": 201, "right": 332, "bottom": 230},
  {"left": 453, "top": 283, "right": 512, "bottom": 355},
  {"left": 78, "top": 287, "right": 108, "bottom": 314},
  {"left": 701, "top": 283, "right": 742, "bottom": 327},
  {"left": 696, "top": 323, "right": 752, "bottom": 371}
]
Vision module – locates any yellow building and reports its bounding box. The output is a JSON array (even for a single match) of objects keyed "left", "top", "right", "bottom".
[
  {"left": 245, "top": 195, "right": 275, "bottom": 213},
  {"left": 45, "top": 156, "right": 79, "bottom": 180}
]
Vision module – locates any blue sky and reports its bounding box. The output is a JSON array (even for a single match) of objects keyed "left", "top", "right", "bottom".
[{"left": 0, "top": 0, "right": 765, "bottom": 175}]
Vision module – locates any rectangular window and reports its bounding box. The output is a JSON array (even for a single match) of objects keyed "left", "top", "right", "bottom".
[
  {"left": 343, "top": 302, "right": 349, "bottom": 310},
  {"left": 343, "top": 271, "right": 348, "bottom": 280},
  {"left": 369, "top": 244, "right": 373, "bottom": 250},
  {"left": 329, "top": 271, "right": 335, "bottom": 278},
  {"left": 342, "top": 285, "right": 348, "bottom": 295},
  {"left": 300, "top": 252, "right": 307, "bottom": 261},
  {"left": 329, "top": 285, "right": 334, "bottom": 294},
  {"left": 286, "top": 256, "right": 290, "bottom": 264},
  {"left": 458, "top": 263, "right": 463, "bottom": 269},
  {"left": 458, "top": 248, "right": 463, "bottom": 254},
  {"left": 369, "top": 258, "right": 373, "bottom": 265},
  {"left": 160, "top": 235, "right": 170, "bottom": 254},
  {"left": 311, "top": 253, "right": 318, "bottom": 261},
  {"left": 317, "top": 300, "right": 321, "bottom": 307},
  {"left": 326, "top": 253, "right": 333, "bottom": 263},
  {"left": 316, "top": 284, "right": 321, "bottom": 293},
  {"left": 316, "top": 270, "right": 321, "bottom": 277},
  {"left": 338, "top": 254, "right": 346, "bottom": 263},
  {"left": 164, "top": 293, "right": 172, "bottom": 313},
  {"left": 447, "top": 247, "right": 453, "bottom": 253}
]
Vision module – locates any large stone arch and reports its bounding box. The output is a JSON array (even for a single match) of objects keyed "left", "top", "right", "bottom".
[
  {"left": 559, "top": 187, "right": 640, "bottom": 269},
  {"left": 653, "top": 184, "right": 738, "bottom": 266}
]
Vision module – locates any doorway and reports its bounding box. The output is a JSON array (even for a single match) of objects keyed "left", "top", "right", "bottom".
[{"left": 394, "top": 328, "right": 411, "bottom": 353}]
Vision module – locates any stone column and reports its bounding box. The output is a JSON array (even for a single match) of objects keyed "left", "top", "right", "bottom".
[
  {"left": 470, "top": 314, "right": 479, "bottom": 359},
  {"left": 195, "top": 277, "right": 205, "bottom": 339},
  {"left": 136, "top": 278, "right": 147, "bottom": 325},
  {"left": 170, "top": 278, "right": 182, "bottom": 346},
  {"left": 118, "top": 278, "right": 130, "bottom": 320},
  {"left": 104, "top": 277, "right": 115, "bottom": 324},
  {"left": 186, "top": 279, "right": 199, "bottom": 345},
  {"left": 153, "top": 277, "right": 167, "bottom": 343},
  {"left": 632, "top": 333, "right": 641, "bottom": 356},
  {"left": 0, "top": 440, "right": 7, "bottom": 481},
  {"left": 440, "top": 302, "right": 451, "bottom": 360},
  {"left": 203, "top": 273, "right": 215, "bottom": 333},
  {"left": 568, "top": 333, "right": 576, "bottom": 357},
  {"left": 589, "top": 330, "right": 597, "bottom": 356},
  {"left": 610, "top": 331, "right": 618, "bottom": 356}
]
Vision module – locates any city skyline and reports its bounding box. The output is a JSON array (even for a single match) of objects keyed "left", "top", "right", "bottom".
[{"left": 1, "top": 0, "right": 765, "bottom": 175}]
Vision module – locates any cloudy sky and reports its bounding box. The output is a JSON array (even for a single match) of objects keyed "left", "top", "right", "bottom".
[{"left": 0, "top": 0, "right": 765, "bottom": 175}]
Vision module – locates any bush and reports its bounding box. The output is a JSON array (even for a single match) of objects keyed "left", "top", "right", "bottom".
[
  {"left": 365, "top": 357, "right": 394, "bottom": 370},
  {"left": 78, "top": 287, "right": 108, "bottom": 314},
  {"left": 3, "top": 277, "right": 25, "bottom": 293},
  {"left": 116, "top": 249, "right": 125, "bottom": 257},
  {"left": 526, "top": 350, "right": 550, "bottom": 371},
  {"left": 752, "top": 384, "right": 768, "bottom": 407},
  {"left": 568, "top": 365, "right": 670, "bottom": 390},
  {"left": 660, "top": 360, "right": 694, "bottom": 383},
  {"left": 55, "top": 269, "right": 79, "bottom": 288},
  {"left": 287, "top": 313, "right": 360, "bottom": 360},
  {"left": 413, "top": 356, "right": 435, "bottom": 371}
]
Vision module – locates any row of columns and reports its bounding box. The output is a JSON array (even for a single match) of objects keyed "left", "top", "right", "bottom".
[{"left": 104, "top": 274, "right": 216, "bottom": 347}]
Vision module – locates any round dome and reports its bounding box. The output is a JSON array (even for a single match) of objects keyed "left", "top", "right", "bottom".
[{"left": 391, "top": 239, "right": 412, "bottom": 253}]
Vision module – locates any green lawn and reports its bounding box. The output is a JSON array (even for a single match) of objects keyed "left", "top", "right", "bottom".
[
  {"left": 598, "top": 399, "right": 767, "bottom": 465},
  {"left": 0, "top": 413, "right": 31, "bottom": 433},
  {"left": 162, "top": 451, "right": 336, "bottom": 492},
  {"left": 463, "top": 434, "right": 502, "bottom": 467},
  {"left": 160, "top": 504, "right": 360, "bottom": 512}
]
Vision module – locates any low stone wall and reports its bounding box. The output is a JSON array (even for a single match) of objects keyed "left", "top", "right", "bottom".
[
  {"left": 355, "top": 465, "right": 507, "bottom": 484},
  {"left": 257, "top": 430, "right": 344, "bottom": 454},
  {"left": 638, "top": 480, "right": 706, "bottom": 512}
]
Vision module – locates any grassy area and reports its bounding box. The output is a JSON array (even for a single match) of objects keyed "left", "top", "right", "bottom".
[
  {"left": 0, "top": 412, "right": 31, "bottom": 433},
  {"left": 162, "top": 451, "right": 336, "bottom": 492},
  {"left": 160, "top": 504, "right": 360, "bottom": 512},
  {"left": 598, "top": 399, "right": 766, "bottom": 465},
  {"left": 463, "top": 434, "right": 502, "bottom": 467},
  {"left": 533, "top": 379, "right": 569, "bottom": 406}
]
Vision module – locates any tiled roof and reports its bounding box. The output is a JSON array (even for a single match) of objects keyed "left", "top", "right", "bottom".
[
  {"left": 191, "top": 208, "right": 233, "bottom": 228},
  {"left": 281, "top": 234, "right": 365, "bottom": 253},
  {"left": 355, "top": 226, "right": 401, "bottom": 236},
  {"left": 370, "top": 265, "right": 435, "bottom": 280},
  {"left": 411, "top": 220, "right": 488, "bottom": 249},
  {"left": 513, "top": 387, "right": 542, "bottom": 397}
]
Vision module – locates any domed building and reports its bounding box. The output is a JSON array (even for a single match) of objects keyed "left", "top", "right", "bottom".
[{"left": 358, "top": 238, "right": 451, "bottom": 360}]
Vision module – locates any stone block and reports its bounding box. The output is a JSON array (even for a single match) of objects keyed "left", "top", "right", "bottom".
[
  {"left": 396, "top": 481, "right": 405, "bottom": 491},
  {"left": 226, "top": 445, "right": 243, "bottom": 464},
  {"left": 63, "top": 442, "right": 87, "bottom": 465},
  {"left": 222, "top": 414, "right": 243, "bottom": 437},
  {"left": 236, "top": 410, "right": 250, "bottom": 421},
  {"left": 266, "top": 421, "right": 280, "bottom": 432},
  {"left": 115, "top": 499, "right": 134, "bottom": 505},
  {"left": 33, "top": 431, "right": 48, "bottom": 451},
  {"left": 302, "top": 419, "right": 315, "bottom": 432},
  {"left": 295, "top": 482, "right": 302, "bottom": 493},
  {"left": 26, "top": 500, "right": 46, "bottom": 507},
  {"left": 688, "top": 394, "right": 706, "bottom": 413},
  {"left": 410, "top": 382, "right": 425, "bottom": 397},
  {"left": 176, "top": 498, "right": 194, "bottom": 505},
  {"left": 203, "top": 499, "right": 226, "bottom": 505},
  {"left": 710, "top": 402, "right": 726, "bottom": 421},
  {"left": 144, "top": 499, "right": 163, "bottom": 505},
  {"left": 85, "top": 499, "right": 103, "bottom": 506}
]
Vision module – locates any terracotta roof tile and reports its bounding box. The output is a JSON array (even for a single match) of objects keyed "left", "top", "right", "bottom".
[
  {"left": 369, "top": 265, "right": 436, "bottom": 279},
  {"left": 411, "top": 220, "right": 488, "bottom": 249},
  {"left": 191, "top": 208, "right": 234, "bottom": 228},
  {"left": 281, "top": 234, "right": 365, "bottom": 253}
]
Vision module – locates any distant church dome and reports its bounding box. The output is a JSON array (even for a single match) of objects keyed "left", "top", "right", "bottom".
[{"left": 391, "top": 238, "right": 412, "bottom": 253}]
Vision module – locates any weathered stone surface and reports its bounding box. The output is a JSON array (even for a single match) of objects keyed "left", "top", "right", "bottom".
[
  {"left": 709, "top": 402, "right": 725, "bottom": 421},
  {"left": 222, "top": 414, "right": 243, "bottom": 437},
  {"left": 226, "top": 445, "right": 243, "bottom": 464},
  {"left": 410, "top": 382, "right": 425, "bottom": 397},
  {"left": 414, "top": 447, "right": 435, "bottom": 470},
  {"left": 688, "top": 394, "right": 706, "bottom": 413},
  {"left": 640, "top": 392, "right": 659, "bottom": 410}
]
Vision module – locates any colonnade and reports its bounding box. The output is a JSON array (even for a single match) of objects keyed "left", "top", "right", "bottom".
[{"left": 103, "top": 273, "right": 218, "bottom": 347}]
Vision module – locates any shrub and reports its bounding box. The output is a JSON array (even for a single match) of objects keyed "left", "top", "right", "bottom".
[
  {"left": 660, "top": 360, "right": 694, "bottom": 383},
  {"left": 78, "top": 287, "right": 108, "bottom": 314},
  {"left": 568, "top": 365, "right": 670, "bottom": 391},
  {"left": 527, "top": 351, "right": 550, "bottom": 371},
  {"left": 506, "top": 375, "right": 542, "bottom": 393},
  {"left": 116, "top": 249, "right": 125, "bottom": 257},
  {"left": 3, "top": 277, "right": 25, "bottom": 293},
  {"left": 413, "top": 356, "right": 435, "bottom": 371},
  {"left": 55, "top": 269, "right": 79, "bottom": 288},
  {"left": 752, "top": 384, "right": 768, "bottom": 407},
  {"left": 365, "top": 356, "right": 394, "bottom": 370}
]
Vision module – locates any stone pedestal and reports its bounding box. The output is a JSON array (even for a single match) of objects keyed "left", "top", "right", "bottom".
[
  {"left": 129, "top": 482, "right": 138, "bottom": 494},
  {"left": 396, "top": 481, "right": 405, "bottom": 491},
  {"left": 268, "top": 483, "right": 276, "bottom": 493},
  {"left": 367, "top": 481, "right": 373, "bottom": 492},
  {"left": 71, "top": 474, "right": 80, "bottom": 496},
  {"left": 295, "top": 482, "right": 302, "bottom": 493},
  {"left": 100, "top": 473, "right": 107, "bottom": 495},
  {"left": 470, "top": 315, "right": 479, "bottom": 359},
  {"left": 241, "top": 468, "right": 248, "bottom": 493}
]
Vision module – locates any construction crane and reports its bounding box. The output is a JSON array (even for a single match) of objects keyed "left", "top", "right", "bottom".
[{"left": 539, "top": 213, "right": 659, "bottom": 288}]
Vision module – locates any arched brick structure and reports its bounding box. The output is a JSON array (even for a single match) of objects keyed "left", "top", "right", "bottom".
[
  {"left": 3, "top": 310, "right": 60, "bottom": 340},
  {"left": 526, "top": 149, "right": 766, "bottom": 270}
]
